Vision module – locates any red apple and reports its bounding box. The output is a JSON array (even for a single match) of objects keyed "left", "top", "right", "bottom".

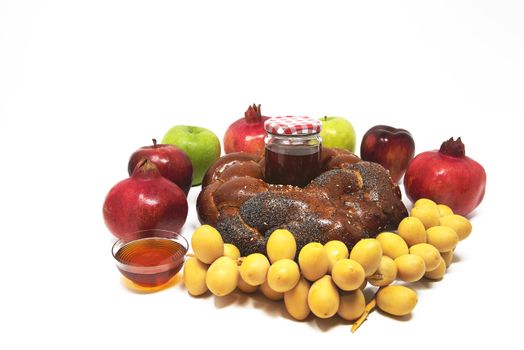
[
  {"left": 224, "top": 104, "right": 269, "bottom": 156},
  {"left": 128, "top": 139, "right": 193, "bottom": 196},
  {"left": 360, "top": 125, "right": 415, "bottom": 183},
  {"left": 104, "top": 159, "right": 188, "bottom": 241}
]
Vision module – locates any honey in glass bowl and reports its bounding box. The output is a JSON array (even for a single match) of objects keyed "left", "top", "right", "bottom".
[{"left": 112, "top": 232, "right": 187, "bottom": 287}]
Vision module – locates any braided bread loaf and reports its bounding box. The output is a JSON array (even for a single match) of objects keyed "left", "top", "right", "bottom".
[{"left": 197, "top": 148, "right": 407, "bottom": 256}]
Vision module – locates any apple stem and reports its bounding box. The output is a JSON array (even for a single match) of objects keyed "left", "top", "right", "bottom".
[
  {"left": 152, "top": 138, "right": 157, "bottom": 147},
  {"left": 439, "top": 137, "right": 465, "bottom": 158},
  {"left": 324, "top": 116, "right": 327, "bottom": 121}
]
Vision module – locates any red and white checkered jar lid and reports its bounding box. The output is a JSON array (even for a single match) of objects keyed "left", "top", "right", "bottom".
[{"left": 264, "top": 116, "right": 322, "bottom": 135}]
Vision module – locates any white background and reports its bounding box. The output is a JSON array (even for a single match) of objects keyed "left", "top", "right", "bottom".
[{"left": 1, "top": 0, "right": 523, "bottom": 349}]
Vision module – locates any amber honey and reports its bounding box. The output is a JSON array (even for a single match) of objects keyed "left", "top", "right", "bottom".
[{"left": 114, "top": 237, "right": 187, "bottom": 287}]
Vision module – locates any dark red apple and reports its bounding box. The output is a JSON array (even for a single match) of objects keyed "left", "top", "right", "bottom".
[
  {"left": 360, "top": 125, "right": 415, "bottom": 183},
  {"left": 224, "top": 104, "right": 269, "bottom": 156},
  {"left": 104, "top": 159, "right": 188, "bottom": 241},
  {"left": 128, "top": 139, "right": 193, "bottom": 196}
]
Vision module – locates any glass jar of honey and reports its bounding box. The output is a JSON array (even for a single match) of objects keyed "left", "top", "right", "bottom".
[{"left": 263, "top": 116, "right": 322, "bottom": 187}]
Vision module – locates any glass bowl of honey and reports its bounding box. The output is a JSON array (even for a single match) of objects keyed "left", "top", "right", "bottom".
[{"left": 112, "top": 230, "right": 188, "bottom": 288}]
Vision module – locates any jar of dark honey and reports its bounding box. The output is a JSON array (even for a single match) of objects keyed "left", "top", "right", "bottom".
[{"left": 263, "top": 116, "right": 322, "bottom": 187}]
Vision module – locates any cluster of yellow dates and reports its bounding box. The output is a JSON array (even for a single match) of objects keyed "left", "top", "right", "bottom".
[{"left": 183, "top": 198, "right": 472, "bottom": 331}]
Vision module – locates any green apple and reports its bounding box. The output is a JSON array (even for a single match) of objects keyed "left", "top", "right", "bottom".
[
  {"left": 162, "top": 125, "right": 221, "bottom": 186},
  {"left": 319, "top": 116, "right": 356, "bottom": 152}
]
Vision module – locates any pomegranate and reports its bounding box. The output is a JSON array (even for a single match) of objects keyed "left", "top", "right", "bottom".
[
  {"left": 224, "top": 104, "right": 269, "bottom": 155},
  {"left": 404, "top": 138, "right": 486, "bottom": 216},
  {"left": 103, "top": 159, "right": 188, "bottom": 241}
]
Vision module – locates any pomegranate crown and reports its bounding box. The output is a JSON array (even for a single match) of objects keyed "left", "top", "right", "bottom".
[
  {"left": 132, "top": 159, "right": 161, "bottom": 178},
  {"left": 244, "top": 103, "right": 262, "bottom": 123},
  {"left": 439, "top": 137, "right": 465, "bottom": 158}
]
